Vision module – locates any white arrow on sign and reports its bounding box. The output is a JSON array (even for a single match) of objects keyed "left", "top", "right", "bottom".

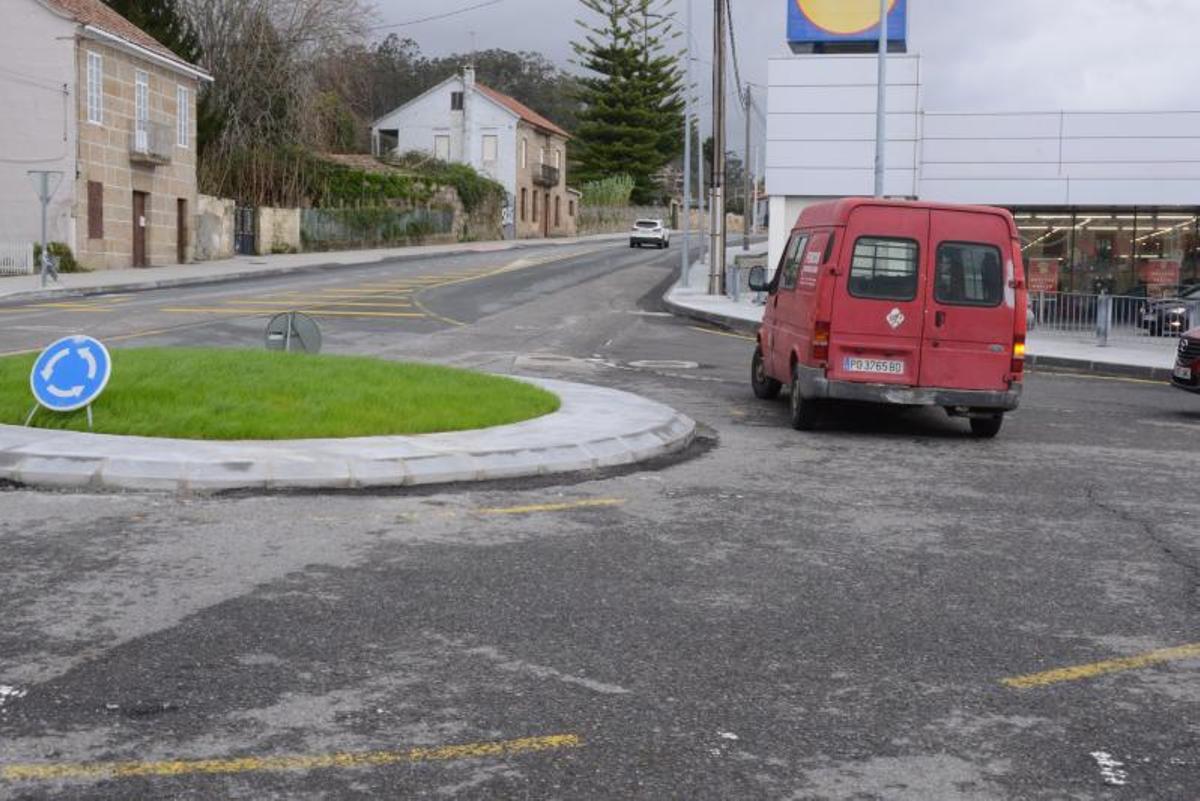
[
  {"left": 78, "top": 347, "right": 97, "bottom": 380},
  {"left": 47, "top": 384, "right": 84, "bottom": 399},
  {"left": 40, "top": 348, "right": 70, "bottom": 382}
]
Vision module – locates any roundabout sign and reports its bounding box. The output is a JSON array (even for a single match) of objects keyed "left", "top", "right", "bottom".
[{"left": 30, "top": 335, "right": 112, "bottom": 413}]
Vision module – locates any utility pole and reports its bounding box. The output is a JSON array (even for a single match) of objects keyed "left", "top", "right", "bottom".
[
  {"left": 680, "top": 0, "right": 693, "bottom": 287},
  {"left": 742, "top": 83, "right": 752, "bottom": 251},
  {"left": 709, "top": 0, "right": 726, "bottom": 295},
  {"left": 873, "top": 0, "right": 888, "bottom": 198},
  {"left": 697, "top": 113, "right": 707, "bottom": 267}
]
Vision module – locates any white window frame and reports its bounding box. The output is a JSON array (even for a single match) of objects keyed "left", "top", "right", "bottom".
[
  {"left": 134, "top": 70, "right": 149, "bottom": 148},
  {"left": 86, "top": 52, "right": 103, "bottom": 125},
  {"left": 554, "top": 149, "right": 561, "bottom": 170},
  {"left": 539, "top": 146, "right": 546, "bottom": 166},
  {"left": 481, "top": 134, "right": 497, "bottom": 163},
  {"left": 433, "top": 134, "right": 450, "bottom": 161},
  {"left": 176, "top": 85, "right": 189, "bottom": 148},
  {"left": 521, "top": 138, "right": 527, "bottom": 169}
]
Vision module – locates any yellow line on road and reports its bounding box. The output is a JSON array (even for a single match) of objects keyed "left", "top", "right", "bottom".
[
  {"left": 159, "top": 307, "right": 426, "bottom": 318},
  {"left": 689, "top": 325, "right": 755, "bottom": 341},
  {"left": 1, "top": 733, "right": 582, "bottom": 783},
  {"left": 1001, "top": 642, "right": 1200, "bottom": 689},
  {"left": 1030, "top": 370, "right": 1165, "bottom": 386},
  {"left": 29, "top": 304, "right": 114, "bottom": 313},
  {"left": 223, "top": 300, "right": 414, "bottom": 308},
  {"left": 477, "top": 498, "right": 626, "bottom": 515}
]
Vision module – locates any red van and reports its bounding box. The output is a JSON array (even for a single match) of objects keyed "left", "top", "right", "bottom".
[{"left": 747, "top": 198, "right": 1027, "bottom": 438}]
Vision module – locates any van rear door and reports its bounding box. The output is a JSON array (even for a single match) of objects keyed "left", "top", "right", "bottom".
[
  {"left": 918, "top": 210, "right": 1015, "bottom": 391},
  {"left": 827, "top": 205, "right": 928, "bottom": 386}
]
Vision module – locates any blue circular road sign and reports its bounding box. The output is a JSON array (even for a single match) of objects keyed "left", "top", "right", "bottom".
[{"left": 29, "top": 335, "right": 112, "bottom": 412}]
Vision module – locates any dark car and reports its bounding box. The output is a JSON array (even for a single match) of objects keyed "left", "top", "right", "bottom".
[
  {"left": 1173, "top": 327, "right": 1200, "bottom": 393},
  {"left": 1141, "top": 285, "right": 1200, "bottom": 336}
]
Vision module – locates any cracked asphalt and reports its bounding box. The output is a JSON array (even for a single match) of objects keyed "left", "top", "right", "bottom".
[{"left": 1, "top": 239, "right": 1199, "bottom": 799}]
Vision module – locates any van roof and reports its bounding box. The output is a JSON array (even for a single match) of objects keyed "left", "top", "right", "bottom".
[{"left": 794, "top": 198, "right": 1018, "bottom": 237}]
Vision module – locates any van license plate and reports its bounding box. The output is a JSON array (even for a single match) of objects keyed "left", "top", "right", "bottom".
[
  {"left": 1175, "top": 365, "right": 1193, "bottom": 380},
  {"left": 843, "top": 357, "right": 905, "bottom": 375}
]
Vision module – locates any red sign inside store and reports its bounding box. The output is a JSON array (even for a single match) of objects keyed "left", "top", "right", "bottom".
[{"left": 1026, "top": 258, "right": 1060, "bottom": 293}]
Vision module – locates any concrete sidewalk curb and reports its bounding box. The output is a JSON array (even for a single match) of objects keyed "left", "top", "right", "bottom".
[
  {"left": 662, "top": 283, "right": 1174, "bottom": 383},
  {"left": 0, "top": 234, "right": 628, "bottom": 305},
  {"left": 0, "top": 377, "right": 695, "bottom": 493}
]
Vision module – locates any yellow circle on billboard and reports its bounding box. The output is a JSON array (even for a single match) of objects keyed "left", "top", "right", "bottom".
[{"left": 796, "top": 0, "right": 896, "bottom": 35}]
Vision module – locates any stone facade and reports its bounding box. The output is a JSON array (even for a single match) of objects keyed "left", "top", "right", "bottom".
[
  {"left": 513, "top": 121, "right": 577, "bottom": 239},
  {"left": 74, "top": 40, "right": 202, "bottom": 270}
]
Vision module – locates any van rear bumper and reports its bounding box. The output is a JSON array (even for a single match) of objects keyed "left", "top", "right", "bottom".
[{"left": 795, "top": 365, "right": 1022, "bottom": 411}]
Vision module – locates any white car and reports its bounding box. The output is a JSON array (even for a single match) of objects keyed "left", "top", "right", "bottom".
[{"left": 630, "top": 219, "right": 670, "bottom": 249}]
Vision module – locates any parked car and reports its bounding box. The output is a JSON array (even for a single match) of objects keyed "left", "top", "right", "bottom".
[
  {"left": 1172, "top": 326, "right": 1200, "bottom": 393},
  {"left": 630, "top": 219, "right": 670, "bottom": 249},
  {"left": 747, "top": 198, "right": 1027, "bottom": 438},
  {"left": 1140, "top": 284, "right": 1200, "bottom": 336}
]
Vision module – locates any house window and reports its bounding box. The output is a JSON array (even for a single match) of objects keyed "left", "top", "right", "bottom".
[
  {"left": 554, "top": 149, "right": 561, "bottom": 170},
  {"left": 434, "top": 134, "right": 450, "bottom": 161},
  {"left": 134, "top": 70, "right": 149, "bottom": 148},
  {"left": 451, "top": 91, "right": 464, "bottom": 110},
  {"left": 569, "top": 199, "right": 575, "bottom": 218},
  {"left": 539, "top": 146, "right": 546, "bottom": 165},
  {"left": 176, "top": 85, "right": 189, "bottom": 148},
  {"left": 86, "top": 52, "right": 103, "bottom": 125},
  {"left": 521, "top": 138, "right": 527, "bottom": 169},
  {"left": 532, "top": 191, "right": 538, "bottom": 223},
  {"left": 554, "top": 195, "right": 560, "bottom": 227},
  {"left": 87, "top": 181, "right": 103, "bottom": 239},
  {"left": 520, "top": 187, "right": 527, "bottom": 222},
  {"left": 482, "top": 134, "right": 497, "bottom": 163}
]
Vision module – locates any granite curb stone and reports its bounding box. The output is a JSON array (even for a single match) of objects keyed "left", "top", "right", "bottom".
[{"left": 0, "top": 377, "right": 695, "bottom": 492}]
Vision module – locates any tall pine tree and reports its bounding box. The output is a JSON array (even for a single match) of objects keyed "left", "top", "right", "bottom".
[
  {"left": 103, "top": 0, "right": 199, "bottom": 64},
  {"left": 572, "top": 0, "right": 683, "bottom": 204}
]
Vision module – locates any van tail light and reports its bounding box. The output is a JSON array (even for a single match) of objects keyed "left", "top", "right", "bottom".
[
  {"left": 812, "top": 321, "right": 831, "bottom": 362},
  {"left": 1011, "top": 336, "right": 1026, "bottom": 375}
]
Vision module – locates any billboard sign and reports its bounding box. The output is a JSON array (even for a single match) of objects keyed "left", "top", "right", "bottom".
[
  {"left": 1027, "top": 259, "right": 1061, "bottom": 294},
  {"left": 787, "top": 0, "right": 907, "bottom": 45}
]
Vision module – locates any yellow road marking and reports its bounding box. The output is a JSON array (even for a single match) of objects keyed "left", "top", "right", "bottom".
[
  {"left": 29, "top": 304, "right": 113, "bottom": 313},
  {"left": 477, "top": 498, "right": 626, "bottom": 515},
  {"left": 1, "top": 733, "right": 582, "bottom": 782},
  {"left": 410, "top": 293, "right": 465, "bottom": 326},
  {"left": 1001, "top": 642, "right": 1200, "bottom": 689},
  {"left": 223, "top": 300, "right": 414, "bottom": 308},
  {"left": 159, "top": 307, "right": 426, "bottom": 318},
  {"left": 689, "top": 325, "right": 755, "bottom": 341}
]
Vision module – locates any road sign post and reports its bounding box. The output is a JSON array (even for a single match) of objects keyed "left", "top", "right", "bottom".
[
  {"left": 27, "top": 171, "right": 64, "bottom": 288},
  {"left": 28, "top": 335, "right": 112, "bottom": 429}
]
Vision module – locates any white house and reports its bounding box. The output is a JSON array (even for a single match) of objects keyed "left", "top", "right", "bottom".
[{"left": 371, "top": 67, "right": 576, "bottom": 239}]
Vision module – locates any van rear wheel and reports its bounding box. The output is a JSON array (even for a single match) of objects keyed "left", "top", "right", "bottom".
[
  {"left": 751, "top": 347, "right": 781, "bottom": 399},
  {"left": 970, "top": 414, "right": 1004, "bottom": 438},
  {"left": 789, "top": 367, "right": 822, "bottom": 431}
]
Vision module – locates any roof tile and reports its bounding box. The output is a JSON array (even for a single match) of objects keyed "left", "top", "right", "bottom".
[
  {"left": 475, "top": 83, "right": 571, "bottom": 140},
  {"left": 42, "top": 0, "right": 200, "bottom": 71}
]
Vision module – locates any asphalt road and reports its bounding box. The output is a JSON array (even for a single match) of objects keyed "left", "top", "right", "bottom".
[{"left": 2, "top": 240, "right": 1199, "bottom": 800}]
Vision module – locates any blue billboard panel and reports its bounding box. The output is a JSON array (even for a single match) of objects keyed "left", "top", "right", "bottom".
[{"left": 787, "top": 0, "right": 907, "bottom": 44}]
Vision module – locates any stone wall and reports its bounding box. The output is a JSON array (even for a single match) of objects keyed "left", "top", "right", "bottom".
[
  {"left": 256, "top": 206, "right": 301, "bottom": 255},
  {"left": 194, "top": 194, "right": 234, "bottom": 261}
]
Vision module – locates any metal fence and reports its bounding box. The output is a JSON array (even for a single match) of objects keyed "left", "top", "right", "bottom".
[
  {"left": 300, "top": 207, "right": 454, "bottom": 250},
  {"left": 1029, "top": 291, "right": 1199, "bottom": 346},
  {"left": 0, "top": 242, "right": 34, "bottom": 276}
]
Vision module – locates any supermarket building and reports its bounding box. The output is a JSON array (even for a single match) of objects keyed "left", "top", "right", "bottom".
[{"left": 766, "top": 0, "right": 1200, "bottom": 295}]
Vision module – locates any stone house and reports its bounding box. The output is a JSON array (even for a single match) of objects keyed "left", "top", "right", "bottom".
[
  {"left": 370, "top": 68, "right": 577, "bottom": 239},
  {"left": 0, "top": 0, "right": 211, "bottom": 270}
]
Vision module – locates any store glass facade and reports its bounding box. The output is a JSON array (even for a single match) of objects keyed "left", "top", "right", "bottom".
[{"left": 1015, "top": 208, "right": 1200, "bottom": 296}]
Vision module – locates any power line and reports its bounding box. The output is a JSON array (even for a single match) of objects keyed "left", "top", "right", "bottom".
[
  {"left": 368, "top": 0, "right": 505, "bottom": 32},
  {"left": 0, "top": 67, "right": 67, "bottom": 94},
  {"left": 724, "top": 0, "right": 745, "bottom": 107}
]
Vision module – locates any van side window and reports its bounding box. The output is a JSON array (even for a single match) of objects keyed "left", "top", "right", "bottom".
[
  {"left": 780, "top": 234, "right": 809, "bottom": 290},
  {"left": 849, "top": 237, "right": 919, "bottom": 301},
  {"left": 935, "top": 242, "right": 1004, "bottom": 307}
]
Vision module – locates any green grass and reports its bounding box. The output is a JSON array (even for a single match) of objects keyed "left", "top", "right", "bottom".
[{"left": 0, "top": 348, "right": 560, "bottom": 440}]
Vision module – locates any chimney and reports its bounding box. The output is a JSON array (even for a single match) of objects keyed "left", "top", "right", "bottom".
[{"left": 462, "top": 65, "right": 476, "bottom": 90}]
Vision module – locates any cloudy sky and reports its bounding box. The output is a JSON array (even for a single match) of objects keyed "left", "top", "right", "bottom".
[{"left": 374, "top": 0, "right": 1200, "bottom": 143}]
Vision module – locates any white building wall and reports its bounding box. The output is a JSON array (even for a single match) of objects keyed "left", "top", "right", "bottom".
[
  {"left": 372, "top": 80, "right": 520, "bottom": 199},
  {"left": 0, "top": 1, "right": 77, "bottom": 250}
]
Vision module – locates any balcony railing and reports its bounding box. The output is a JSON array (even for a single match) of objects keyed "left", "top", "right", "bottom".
[
  {"left": 532, "top": 163, "right": 560, "bottom": 187},
  {"left": 129, "top": 120, "right": 173, "bottom": 166}
]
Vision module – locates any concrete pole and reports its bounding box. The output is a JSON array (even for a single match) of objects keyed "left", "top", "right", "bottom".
[
  {"left": 697, "top": 115, "right": 707, "bottom": 266},
  {"left": 680, "top": 0, "right": 693, "bottom": 287},
  {"left": 742, "top": 84, "right": 751, "bottom": 251},
  {"left": 873, "top": 0, "right": 888, "bottom": 198},
  {"left": 709, "top": 0, "right": 726, "bottom": 295}
]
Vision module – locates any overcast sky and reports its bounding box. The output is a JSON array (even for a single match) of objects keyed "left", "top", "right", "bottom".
[{"left": 374, "top": 0, "right": 1200, "bottom": 144}]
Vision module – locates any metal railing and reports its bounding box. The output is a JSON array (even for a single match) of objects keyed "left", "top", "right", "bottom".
[
  {"left": 532, "top": 163, "right": 560, "bottom": 187},
  {"left": 0, "top": 241, "right": 34, "bottom": 276},
  {"left": 129, "top": 120, "right": 173, "bottom": 165},
  {"left": 1029, "top": 291, "right": 1199, "bottom": 346}
]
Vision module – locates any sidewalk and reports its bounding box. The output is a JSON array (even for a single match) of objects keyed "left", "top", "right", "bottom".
[
  {"left": 663, "top": 258, "right": 1179, "bottom": 381},
  {"left": 0, "top": 233, "right": 627, "bottom": 304}
]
